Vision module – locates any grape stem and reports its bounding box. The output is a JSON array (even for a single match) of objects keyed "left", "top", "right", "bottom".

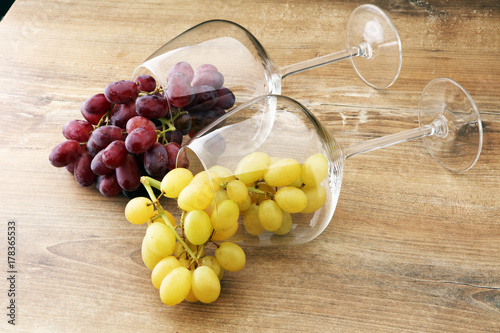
[
  {"left": 247, "top": 186, "right": 274, "bottom": 199},
  {"left": 140, "top": 176, "right": 197, "bottom": 260}
]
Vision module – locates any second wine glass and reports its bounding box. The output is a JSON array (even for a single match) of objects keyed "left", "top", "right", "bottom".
[{"left": 132, "top": 4, "right": 402, "bottom": 112}]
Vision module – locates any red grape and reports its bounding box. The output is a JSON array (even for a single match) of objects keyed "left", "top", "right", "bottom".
[
  {"left": 215, "top": 87, "right": 235, "bottom": 109},
  {"left": 135, "top": 93, "right": 169, "bottom": 119},
  {"left": 90, "top": 150, "right": 114, "bottom": 176},
  {"left": 101, "top": 140, "right": 128, "bottom": 169},
  {"left": 82, "top": 93, "right": 113, "bottom": 115},
  {"left": 192, "top": 70, "right": 224, "bottom": 89},
  {"left": 74, "top": 153, "right": 97, "bottom": 187},
  {"left": 173, "top": 112, "right": 192, "bottom": 135},
  {"left": 104, "top": 80, "right": 139, "bottom": 104},
  {"left": 166, "top": 73, "right": 192, "bottom": 108},
  {"left": 96, "top": 172, "right": 122, "bottom": 197},
  {"left": 49, "top": 140, "right": 81, "bottom": 167},
  {"left": 125, "top": 126, "right": 157, "bottom": 154},
  {"left": 91, "top": 125, "right": 125, "bottom": 148},
  {"left": 110, "top": 102, "right": 137, "bottom": 129},
  {"left": 134, "top": 74, "right": 157, "bottom": 93},
  {"left": 195, "top": 64, "right": 218, "bottom": 75},
  {"left": 164, "top": 129, "right": 183, "bottom": 145},
  {"left": 185, "top": 85, "right": 218, "bottom": 113},
  {"left": 126, "top": 116, "right": 156, "bottom": 134},
  {"left": 63, "top": 119, "right": 94, "bottom": 143},
  {"left": 144, "top": 142, "right": 169, "bottom": 179},
  {"left": 116, "top": 154, "right": 141, "bottom": 191},
  {"left": 167, "top": 62, "right": 194, "bottom": 83},
  {"left": 164, "top": 142, "right": 181, "bottom": 171}
]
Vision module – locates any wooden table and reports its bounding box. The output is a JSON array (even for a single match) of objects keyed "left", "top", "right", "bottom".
[{"left": 1, "top": 0, "right": 499, "bottom": 331}]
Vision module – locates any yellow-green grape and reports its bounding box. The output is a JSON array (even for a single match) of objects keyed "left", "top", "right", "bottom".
[
  {"left": 184, "top": 288, "right": 198, "bottom": 303},
  {"left": 226, "top": 179, "right": 248, "bottom": 203},
  {"left": 211, "top": 221, "right": 238, "bottom": 241},
  {"left": 274, "top": 210, "right": 292, "bottom": 235},
  {"left": 237, "top": 193, "right": 252, "bottom": 212},
  {"left": 250, "top": 183, "right": 276, "bottom": 203},
  {"left": 191, "top": 170, "right": 221, "bottom": 192},
  {"left": 301, "top": 185, "right": 327, "bottom": 214},
  {"left": 214, "top": 189, "right": 229, "bottom": 204},
  {"left": 215, "top": 242, "right": 246, "bottom": 272},
  {"left": 263, "top": 158, "right": 301, "bottom": 187},
  {"left": 184, "top": 210, "right": 213, "bottom": 245},
  {"left": 234, "top": 152, "right": 271, "bottom": 186},
  {"left": 257, "top": 199, "right": 283, "bottom": 232},
  {"left": 174, "top": 240, "right": 197, "bottom": 260},
  {"left": 154, "top": 210, "right": 176, "bottom": 227},
  {"left": 199, "top": 255, "right": 222, "bottom": 278},
  {"left": 288, "top": 175, "right": 303, "bottom": 188},
  {"left": 209, "top": 165, "right": 235, "bottom": 183},
  {"left": 125, "top": 197, "right": 155, "bottom": 225},
  {"left": 211, "top": 199, "right": 239, "bottom": 231},
  {"left": 159, "top": 267, "right": 191, "bottom": 306},
  {"left": 301, "top": 153, "right": 328, "bottom": 187},
  {"left": 161, "top": 168, "right": 193, "bottom": 198},
  {"left": 177, "top": 181, "right": 214, "bottom": 211},
  {"left": 192, "top": 266, "right": 221, "bottom": 304},
  {"left": 144, "top": 222, "right": 176, "bottom": 257},
  {"left": 141, "top": 237, "right": 164, "bottom": 270},
  {"left": 243, "top": 203, "right": 264, "bottom": 236},
  {"left": 274, "top": 186, "right": 308, "bottom": 213},
  {"left": 151, "top": 256, "right": 182, "bottom": 289},
  {"left": 217, "top": 268, "right": 224, "bottom": 280}
]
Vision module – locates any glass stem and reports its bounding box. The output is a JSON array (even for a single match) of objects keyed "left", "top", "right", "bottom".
[
  {"left": 342, "top": 116, "right": 448, "bottom": 160},
  {"left": 280, "top": 46, "right": 362, "bottom": 79}
]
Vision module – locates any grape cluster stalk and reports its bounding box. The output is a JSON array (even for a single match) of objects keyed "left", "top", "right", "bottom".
[{"left": 49, "top": 62, "right": 235, "bottom": 198}]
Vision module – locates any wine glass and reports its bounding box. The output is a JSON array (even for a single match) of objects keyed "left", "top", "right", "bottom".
[
  {"left": 178, "top": 78, "right": 483, "bottom": 247},
  {"left": 132, "top": 4, "right": 402, "bottom": 111}
]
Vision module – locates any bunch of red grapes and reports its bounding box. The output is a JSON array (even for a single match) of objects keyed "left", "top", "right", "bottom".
[{"left": 49, "top": 62, "right": 235, "bottom": 198}]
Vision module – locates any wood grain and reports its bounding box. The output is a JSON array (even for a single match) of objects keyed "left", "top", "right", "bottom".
[{"left": 0, "top": 0, "right": 499, "bottom": 332}]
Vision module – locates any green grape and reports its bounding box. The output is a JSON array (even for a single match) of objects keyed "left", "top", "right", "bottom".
[
  {"left": 184, "top": 288, "right": 198, "bottom": 303},
  {"left": 154, "top": 209, "right": 176, "bottom": 227},
  {"left": 301, "top": 185, "right": 327, "bottom": 214},
  {"left": 159, "top": 267, "right": 192, "bottom": 306},
  {"left": 211, "top": 199, "right": 239, "bottom": 231},
  {"left": 226, "top": 179, "right": 248, "bottom": 203},
  {"left": 263, "top": 158, "right": 301, "bottom": 187},
  {"left": 237, "top": 193, "right": 252, "bottom": 212},
  {"left": 161, "top": 168, "right": 193, "bottom": 198},
  {"left": 144, "top": 222, "right": 176, "bottom": 257},
  {"left": 177, "top": 181, "right": 214, "bottom": 211},
  {"left": 191, "top": 170, "right": 221, "bottom": 192},
  {"left": 274, "top": 186, "right": 308, "bottom": 213},
  {"left": 301, "top": 153, "right": 328, "bottom": 187},
  {"left": 184, "top": 210, "right": 213, "bottom": 245},
  {"left": 243, "top": 203, "right": 264, "bottom": 236},
  {"left": 288, "top": 175, "right": 303, "bottom": 188},
  {"left": 151, "top": 256, "right": 182, "bottom": 289},
  {"left": 125, "top": 197, "right": 155, "bottom": 225},
  {"left": 141, "top": 237, "right": 164, "bottom": 270},
  {"left": 257, "top": 199, "right": 282, "bottom": 232},
  {"left": 199, "top": 255, "right": 222, "bottom": 278},
  {"left": 192, "top": 266, "right": 221, "bottom": 304},
  {"left": 234, "top": 152, "right": 271, "bottom": 186},
  {"left": 209, "top": 165, "right": 235, "bottom": 183},
  {"left": 211, "top": 221, "right": 238, "bottom": 241},
  {"left": 274, "top": 210, "right": 292, "bottom": 235},
  {"left": 215, "top": 242, "right": 246, "bottom": 272},
  {"left": 174, "top": 240, "right": 197, "bottom": 260},
  {"left": 214, "top": 189, "right": 229, "bottom": 204}
]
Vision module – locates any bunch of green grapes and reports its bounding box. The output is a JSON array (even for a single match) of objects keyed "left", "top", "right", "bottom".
[{"left": 123, "top": 151, "right": 328, "bottom": 305}]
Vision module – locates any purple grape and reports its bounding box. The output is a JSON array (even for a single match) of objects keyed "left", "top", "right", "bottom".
[
  {"left": 104, "top": 80, "right": 139, "bottom": 104},
  {"left": 101, "top": 140, "right": 128, "bottom": 169},
  {"left": 49, "top": 140, "right": 81, "bottom": 167},
  {"left": 74, "top": 153, "right": 97, "bottom": 187},
  {"left": 167, "top": 62, "right": 194, "bottom": 82},
  {"left": 63, "top": 119, "right": 94, "bottom": 143},
  {"left": 96, "top": 172, "right": 122, "bottom": 197},
  {"left": 185, "top": 85, "right": 218, "bottom": 113},
  {"left": 81, "top": 93, "right": 113, "bottom": 115},
  {"left": 110, "top": 102, "right": 137, "bottom": 129},
  {"left": 134, "top": 75, "right": 157, "bottom": 93},
  {"left": 135, "top": 94, "right": 169, "bottom": 119},
  {"left": 192, "top": 70, "right": 224, "bottom": 89},
  {"left": 144, "top": 142, "right": 169, "bottom": 179},
  {"left": 125, "top": 126, "right": 157, "bottom": 154},
  {"left": 90, "top": 150, "right": 114, "bottom": 176},
  {"left": 215, "top": 87, "right": 235, "bottom": 109},
  {"left": 174, "top": 112, "right": 192, "bottom": 135},
  {"left": 116, "top": 154, "right": 141, "bottom": 191},
  {"left": 166, "top": 72, "right": 192, "bottom": 108}
]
